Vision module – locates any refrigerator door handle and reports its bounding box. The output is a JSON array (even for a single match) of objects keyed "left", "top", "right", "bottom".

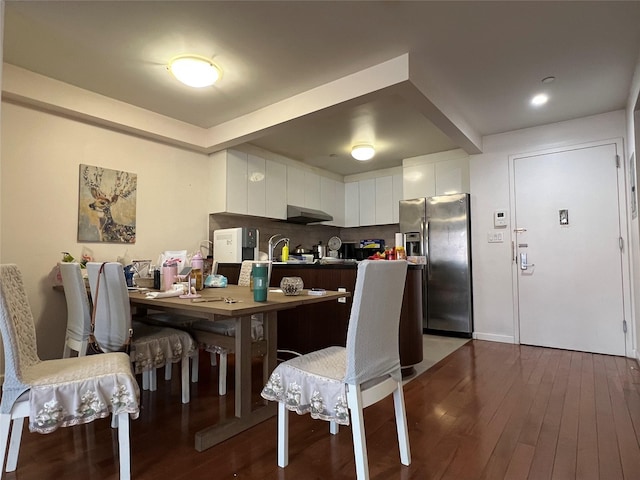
[{"left": 425, "top": 220, "right": 431, "bottom": 278}]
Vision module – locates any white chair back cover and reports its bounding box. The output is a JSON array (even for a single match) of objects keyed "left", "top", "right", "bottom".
[
  {"left": 59, "top": 262, "right": 91, "bottom": 343},
  {"left": 0, "top": 265, "right": 40, "bottom": 413},
  {"left": 237, "top": 260, "right": 253, "bottom": 286},
  {"left": 344, "top": 260, "right": 408, "bottom": 385},
  {"left": 87, "top": 262, "right": 132, "bottom": 352}
]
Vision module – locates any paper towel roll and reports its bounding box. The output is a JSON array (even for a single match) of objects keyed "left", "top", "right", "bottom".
[{"left": 395, "top": 232, "right": 404, "bottom": 248}]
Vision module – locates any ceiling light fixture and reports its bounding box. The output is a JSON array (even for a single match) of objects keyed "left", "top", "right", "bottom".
[
  {"left": 530, "top": 93, "right": 549, "bottom": 107},
  {"left": 168, "top": 55, "right": 221, "bottom": 88},
  {"left": 351, "top": 144, "right": 375, "bottom": 161}
]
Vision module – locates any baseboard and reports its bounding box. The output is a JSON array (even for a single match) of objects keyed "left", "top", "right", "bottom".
[{"left": 472, "top": 332, "right": 515, "bottom": 344}]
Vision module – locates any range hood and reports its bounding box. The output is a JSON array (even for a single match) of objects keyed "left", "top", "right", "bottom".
[{"left": 286, "top": 205, "right": 333, "bottom": 224}]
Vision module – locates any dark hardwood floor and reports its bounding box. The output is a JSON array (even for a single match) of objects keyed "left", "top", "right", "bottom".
[{"left": 6, "top": 340, "right": 640, "bottom": 479}]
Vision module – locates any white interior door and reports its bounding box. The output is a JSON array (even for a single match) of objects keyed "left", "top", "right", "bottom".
[{"left": 513, "top": 143, "right": 626, "bottom": 355}]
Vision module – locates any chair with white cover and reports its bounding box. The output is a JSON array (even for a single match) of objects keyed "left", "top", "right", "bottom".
[
  {"left": 87, "top": 262, "right": 197, "bottom": 404},
  {"left": 59, "top": 262, "right": 92, "bottom": 358},
  {"left": 0, "top": 264, "right": 139, "bottom": 479},
  {"left": 189, "top": 260, "right": 267, "bottom": 396},
  {"left": 261, "top": 260, "right": 410, "bottom": 480}
]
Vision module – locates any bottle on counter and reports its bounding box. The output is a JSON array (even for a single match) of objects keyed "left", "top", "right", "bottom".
[
  {"left": 281, "top": 241, "right": 289, "bottom": 262},
  {"left": 191, "top": 251, "right": 204, "bottom": 291}
]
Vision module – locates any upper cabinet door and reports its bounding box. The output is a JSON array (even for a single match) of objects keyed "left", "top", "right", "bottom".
[
  {"left": 287, "top": 165, "right": 305, "bottom": 207},
  {"left": 321, "top": 177, "right": 345, "bottom": 226},
  {"left": 304, "top": 170, "right": 321, "bottom": 209},
  {"left": 359, "top": 179, "right": 376, "bottom": 226},
  {"left": 392, "top": 172, "right": 403, "bottom": 223},
  {"left": 226, "top": 150, "right": 248, "bottom": 214},
  {"left": 344, "top": 182, "right": 359, "bottom": 227},
  {"left": 375, "top": 176, "right": 393, "bottom": 225},
  {"left": 266, "top": 160, "right": 287, "bottom": 219},
  {"left": 247, "top": 153, "right": 266, "bottom": 217},
  {"left": 403, "top": 162, "right": 435, "bottom": 200}
]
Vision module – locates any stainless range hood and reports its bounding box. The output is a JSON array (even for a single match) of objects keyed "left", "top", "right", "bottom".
[{"left": 286, "top": 205, "right": 333, "bottom": 224}]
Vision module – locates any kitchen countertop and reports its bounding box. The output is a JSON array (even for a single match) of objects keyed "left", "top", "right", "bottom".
[{"left": 218, "top": 261, "right": 424, "bottom": 269}]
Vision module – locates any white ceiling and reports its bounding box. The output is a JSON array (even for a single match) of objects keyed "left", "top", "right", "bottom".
[{"left": 4, "top": 1, "right": 640, "bottom": 175}]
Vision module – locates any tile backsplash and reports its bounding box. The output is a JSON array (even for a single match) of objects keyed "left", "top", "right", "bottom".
[{"left": 209, "top": 213, "right": 399, "bottom": 257}]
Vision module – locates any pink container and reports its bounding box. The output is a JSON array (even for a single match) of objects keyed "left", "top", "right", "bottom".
[{"left": 162, "top": 264, "right": 177, "bottom": 291}]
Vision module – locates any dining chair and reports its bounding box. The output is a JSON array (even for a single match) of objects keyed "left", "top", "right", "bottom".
[
  {"left": 0, "top": 264, "right": 139, "bottom": 479},
  {"left": 58, "top": 262, "right": 92, "bottom": 357},
  {"left": 86, "top": 262, "right": 197, "bottom": 404},
  {"left": 189, "top": 260, "right": 268, "bottom": 395},
  {"left": 261, "top": 260, "right": 410, "bottom": 480}
]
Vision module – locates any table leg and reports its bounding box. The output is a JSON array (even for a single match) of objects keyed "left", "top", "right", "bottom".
[
  {"left": 194, "top": 313, "right": 277, "bottom": 451},
  {"left": 235, "top": 315, "right": 252, "bottom": 418}
]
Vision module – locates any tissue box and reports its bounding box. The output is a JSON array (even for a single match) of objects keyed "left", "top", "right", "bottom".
[{"left": 135, "top": 276, "right": 155, "bottom": 288}]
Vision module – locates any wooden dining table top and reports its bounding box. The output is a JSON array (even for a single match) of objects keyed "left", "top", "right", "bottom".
[
  {"left": 128, "top": 284, "right": 349, "bottom": 319},
  {"left": 128, "top": 283, "right": 350, "bottom": 452}
]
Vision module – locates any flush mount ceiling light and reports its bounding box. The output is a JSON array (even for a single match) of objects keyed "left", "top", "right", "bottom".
[
  {"left": 351, "top": 144, "right": 375, "bottom": 161},
  {"left": 530, "top": 93, "right": 549, "bottom": 107},
  {"left": 168, "top": 55, "right": 221, "bottom": 88}
]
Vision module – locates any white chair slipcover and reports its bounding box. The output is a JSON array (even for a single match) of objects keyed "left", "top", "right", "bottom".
[
  {"left": 59, "top": 262, "right": 92, "bottom": 357},
  {"left": 261, "top": 260, "right": 411, "bottom": 480},
  {"left": 0, "top": 264, "right": 139, "bottom": 478},
  {"left": 190, "top": 260, "right": 268, "bottom": 396},
  {"left": 87, "top": 262, "right": 197, "bottom": 404}
]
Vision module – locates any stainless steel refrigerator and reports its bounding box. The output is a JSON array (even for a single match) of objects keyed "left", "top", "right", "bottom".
[{"left": 399, "top": 194, "right": 473, "bottom": 337}]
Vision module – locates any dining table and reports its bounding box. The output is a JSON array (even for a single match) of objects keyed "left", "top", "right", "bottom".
[{"left": 128, "top": 284, "right": 350, "bottom": 451}]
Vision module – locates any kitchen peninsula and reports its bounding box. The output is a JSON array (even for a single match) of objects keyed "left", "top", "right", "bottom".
[{"left": 217, "top": 261, "right": 424, "bottom": 374}]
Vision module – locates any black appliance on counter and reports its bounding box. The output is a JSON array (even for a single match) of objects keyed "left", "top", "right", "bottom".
[{"left": 338, "top": 242, "right": 357, "bottom": 259}]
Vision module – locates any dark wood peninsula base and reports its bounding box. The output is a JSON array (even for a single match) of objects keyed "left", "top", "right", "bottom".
[{"left": 217, "top": 262, "right": 424, "bottom": 374}]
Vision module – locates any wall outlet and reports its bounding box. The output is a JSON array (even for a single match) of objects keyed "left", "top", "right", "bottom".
[
  {"left": 338, "top": 287, "right": 347, "bottom": 303},
  {"left": 487, "top": 232, "right": 504, "bottom": 243}
]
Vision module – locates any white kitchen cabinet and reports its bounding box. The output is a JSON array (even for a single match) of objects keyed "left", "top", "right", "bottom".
[
  {"left": 358, "top": 178, "right": 376, "bottom": 226},
  {"left": 304, "top": 170, "right": 321, "bottom": 210},
  {"left": 375, "top": 176, "right": 393, "bottom": 224},
  {"left": 321, "top": 177, "right": 345, "bottom": 226},
  {"left": 435, "top": 156, "right": 469, "bottom": 195},
  {"left": 333, "top": 179, "right": 345, "bottom": 226},
  {"left": 265, "top": 159, "right": 287, "bottom": 219},
  {"left": 208, "top": 149, "right": 249, "bottom": 215},
  {"left": 209, "top": 149, "right": 288, "bottom": 220},
  {"left": 287, "top": 165, "right": 305, "bottom": 207},
  {"left": 247, "top": 153, "right": 266, "bottom": 217},
  {"left": 344, "top": 182, "right": 359, "bottom": 227},
  {"left": 403, "top": 162, "right": 436, "bottom": 200},
  {"left": 392, "top": 172, "right": 403, "bottom": 223}
]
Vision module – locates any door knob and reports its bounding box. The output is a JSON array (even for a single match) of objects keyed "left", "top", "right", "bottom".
[{"left": 520, "top": 252, "right": 535, "bottom": 271}]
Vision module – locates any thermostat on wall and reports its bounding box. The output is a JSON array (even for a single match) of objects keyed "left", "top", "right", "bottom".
[{"left": 494, "top": 209, "right": 508, "bottom": 227}]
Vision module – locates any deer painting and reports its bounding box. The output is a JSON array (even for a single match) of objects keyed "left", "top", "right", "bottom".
[{"left": 79, "top": 164, "right": 137, "bottom": 243}]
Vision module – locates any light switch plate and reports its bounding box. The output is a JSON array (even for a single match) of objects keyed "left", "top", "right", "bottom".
[{"left": 488, "top": 232, "right": 504, "bottom": 243}]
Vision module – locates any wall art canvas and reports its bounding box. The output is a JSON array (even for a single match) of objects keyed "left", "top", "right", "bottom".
[{"left": 78, "top": 164, "right": 137, "bottom": 243}]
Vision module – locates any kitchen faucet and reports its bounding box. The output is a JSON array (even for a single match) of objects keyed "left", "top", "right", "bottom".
[{"left": 268, "top": 234, "right": 289, "bottom": 262}]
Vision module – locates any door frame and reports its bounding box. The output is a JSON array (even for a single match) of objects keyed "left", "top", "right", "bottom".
[{"left": 508, "top": 138, "right": 634, "bottom": 356}]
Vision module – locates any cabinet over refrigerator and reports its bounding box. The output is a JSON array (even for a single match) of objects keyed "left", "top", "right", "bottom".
[{"left": 399, "top": 194, "right": 473, "bottom": 337}]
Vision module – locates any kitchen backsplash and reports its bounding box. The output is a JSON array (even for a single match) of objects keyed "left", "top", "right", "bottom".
[{"left": 209, "top": 213, "right": 399, "bottom": 257}]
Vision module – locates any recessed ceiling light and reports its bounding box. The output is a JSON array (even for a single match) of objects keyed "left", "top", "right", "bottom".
[
  {"left": 168, "top": 55, "right": 221, "bottom": 88},
  {"left": 351, "top": 144, "right": 375, "bottom": 161},
  {"left": 531, "top": 93, "right": 549, "bottom": 107}
]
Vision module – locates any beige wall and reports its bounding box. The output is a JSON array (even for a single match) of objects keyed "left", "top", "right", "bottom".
[
  {"left": 470, "top": 111, "right": 631, "bottom": 352},
  {"left": 1, "top": 101, "right": 211, "bottom": 360}
]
